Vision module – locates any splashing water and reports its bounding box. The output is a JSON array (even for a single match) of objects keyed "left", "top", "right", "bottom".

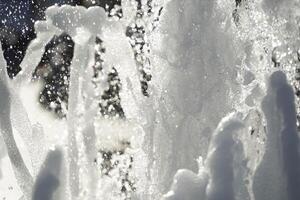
[{"left": 0, "top": 0, "right": 300, "bottom": 200}]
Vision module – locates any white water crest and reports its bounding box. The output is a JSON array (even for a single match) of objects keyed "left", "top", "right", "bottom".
[{"left": 0, "top": 0, "right": 300, "bottom": 200}]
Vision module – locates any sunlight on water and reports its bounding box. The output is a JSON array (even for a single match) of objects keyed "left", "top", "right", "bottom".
[{"left": 0, "top": 0, "right": 300, "bottom": 200}]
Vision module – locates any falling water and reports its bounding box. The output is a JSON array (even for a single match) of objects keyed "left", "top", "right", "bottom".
[{"left": 0, "top": 0, "right": 300, "bottom": 200}]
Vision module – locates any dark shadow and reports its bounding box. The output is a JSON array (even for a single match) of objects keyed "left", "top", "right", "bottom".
[
  {"left": 32, "top": 148, "right": 63, "bottom": 200},
  {"left": 253, "top": 71, "right": 300, "bottom": 200},
  {"left": 273, "top": 72, "right": 300, "bottom": 200}
]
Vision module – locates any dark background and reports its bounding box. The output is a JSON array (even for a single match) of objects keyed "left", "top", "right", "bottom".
[{"left": 0, "top": 0, "right": 120, "bottom": 77}]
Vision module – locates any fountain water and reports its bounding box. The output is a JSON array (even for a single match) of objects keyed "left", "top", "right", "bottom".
[{"left": 0, "top": 0, "right": 300, "bottom": 200}]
